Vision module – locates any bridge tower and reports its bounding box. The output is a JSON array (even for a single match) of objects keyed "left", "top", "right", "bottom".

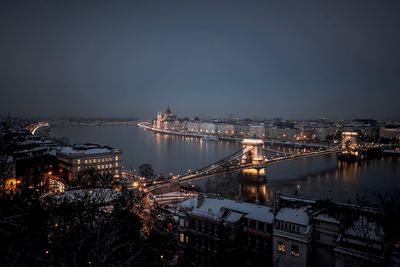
[
  {"left": 339, "top": 132, "right": 361, "bottom": 160},
  {"left": 241, "top": 139, "right": 264, "bottom": 165},
  {"left": 341, "top": 132, "right": 358, "bottom": 151}
]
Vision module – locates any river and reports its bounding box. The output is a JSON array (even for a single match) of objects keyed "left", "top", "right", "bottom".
[{"left": 50, "top": 124, "right": 400, "bottom": 203}]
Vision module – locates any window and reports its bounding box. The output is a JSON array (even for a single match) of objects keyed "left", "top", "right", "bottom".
[
  {"left": 179, "top": 233, "right": 185, "bottom": 243},
  {"left": 93, "top": 159, "right": 96, "bottom": 163},
  {"left": 109, "top": 163, "right": 113, "bottom": 168},
  {"left": 332, "top": 234, "right": 338, "bottom": 242},
  {"left": 317, "top": 254, "right": 323, "bottom": 265},
  {"left": 115, "top": 156, "right": 119, "bottom": 161},
  {"left": 277, "top": 241, "right": 285, "bottom": 254},
  {"left": 255, "top": 238, "right": 261, "bottom": 249},
  {"left": 97, "top": 165, "right": 100, "bottom": 169},
  {"left": 315, "top": 231, "right": 320, "bottom": 240},
  {"left": 257, "top": 222, "right": 265, "bottom": 231},
  {"left": 264, "top": 240, "right": 269, "bottom": 251},
  {"left": 291, "top": 245, "right": 300, "bottom": 257},
  {"left": 115, "top": 162, "right": 119, "bottom": 167},
  {"left": 77, "top": 166, "right": 80, "bottom": 171},
  {"left": 85, "top": 159, "right": 88, "bottom": 164},
  {"left": 115, "top": 169, "right": 118, "bottom": 174},
  {"left": 77, "top": 159, "right": 80, "bottom": 164},
  {"left": 179, "top": 218, "right": 185, "bottom": 227}
]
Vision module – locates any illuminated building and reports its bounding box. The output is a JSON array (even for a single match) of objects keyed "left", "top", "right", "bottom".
[
  {"left": 380, "top": 126, "right": 400, "bottom": 143},
  {"left": 57, "top": 143, "right": 122, "bottom": 181},
  {"left": 153, "top": 107, "right": 177, "bottom": 130}
]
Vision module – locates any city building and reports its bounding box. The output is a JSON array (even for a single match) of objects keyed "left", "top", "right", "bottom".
[
  {"left": 153, "top": 107, "right": 177, "bottom": 130},
  {"left": 1, "top": 156, "right": 17, "bottom": 191},
  {"left": 57, "top": 143, "right": 122, "bottom": 181},
  {"left": 380, "top": 125, "right": 400, "bottom": 143},
  {"left": 334, "top": 216, "right": 385, "bottom": 267},
  {"left": 265, "top": 127, "right": 301, "bottom": 141},
  {"left": 177, "top": 195, "right": 274, "bottom": 267},
  {"left": 273, "top": 207, "right": 313, "bottom": 267},
  {"left": 313, "top": 213, "right": 341, "bottom": 267}
]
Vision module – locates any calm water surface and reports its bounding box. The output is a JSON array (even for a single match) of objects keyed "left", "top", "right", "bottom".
[{"left": 51, "top": 125, "right": 400, "bottom": 202}]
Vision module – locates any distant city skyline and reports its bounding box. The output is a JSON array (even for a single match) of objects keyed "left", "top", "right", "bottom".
[{"left": 1, "top": 1, "right": 400, "bottom": 120}]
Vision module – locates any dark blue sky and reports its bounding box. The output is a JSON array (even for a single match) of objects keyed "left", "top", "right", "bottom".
[{"left": 0, "top": 0, "right": 399, "bottom": 120}]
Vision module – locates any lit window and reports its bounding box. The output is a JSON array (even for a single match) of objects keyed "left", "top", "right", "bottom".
[
  {"left": 89, "top": 159, "right": 92, "bottom": 164},
  {"left": 179, "top": 233, "right": 185, "bottom": 243},
  {"left": 85, "top": 159, "right": 88, "bottom": 164},
  {"left": 97, "top": 165, "right": 100, "bottom": 169},
  {"left": 77, "top": 166, "right": 80, "bottom": 171},
  {"left": 115, "top": 156, "right": 119, "bottom": 161},
  {"left": 115, "top": 162, "right": 119, "bottom": 167},
  {"left": 77, "top": 159, "right": 81, "bottom": 164},
  {"left": 109, "top": 163, "right": 113, "bottom": 168},
  {"left": 115, "top": 169, "right": 118, "bottom": 174},
  {"left": 93, "top": 159, "right": 96, "bottom": 163},
  {"left": 101, "top": 165, "right": 104, "bottom": 169},
  {"left": 291, "top": 245, "right": 300, "bottom": 257},
  {"left": 277, "top": 241, "right": 285, "bottom": 254}
]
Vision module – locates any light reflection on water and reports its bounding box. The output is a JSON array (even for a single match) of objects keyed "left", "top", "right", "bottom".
[{"left": 51, "top": 125, "right": 400, "bottom": 203}]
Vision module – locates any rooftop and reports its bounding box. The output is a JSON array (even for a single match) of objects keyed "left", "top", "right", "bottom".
[
  {"left": 179, "top": 195, "right": 274, "bottom": 223},
  {"left": 275, "top": 207, "right": 310, "bottom": 226},
  {"left": 58, "top": 143, "right": 119, "bottom": 156}
]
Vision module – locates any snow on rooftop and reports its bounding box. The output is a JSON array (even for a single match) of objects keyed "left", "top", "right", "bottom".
[
  {"left": 314, "top": 214, "right": 340, "bottom": 225},
  {"left": 179, "top": 196, "right": 274, "bottom": 223},
  {"left": 226, "top": 211, "right": 243, "bottom": 223},
  {"left": 58, "top": 146, "right": 112, "bottom": 156},
  {"left": 275, "top": 208, "right": 310, "bottom": 226},
  {"left": 279, "top": 195, "right": 316, "bottom": 204}
]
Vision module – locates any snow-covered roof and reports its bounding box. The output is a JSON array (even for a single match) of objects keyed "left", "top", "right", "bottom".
[
  {"left": 179, "top": 196, "right": 274, "bottom": 223},
  {"left": 58, "top": 145, "right": 114, "bottom": 156},
  {"left": 279, "top": 194, "right": 316, "bottom": 204},
  {"left": 314, "top": 214, "right": 340, "bottom": 225},
  {"left": 226, "top": 211, "right": 244, "bottom": 223},
  {"left": 275, "top": 208, "right": 310, "bottom": 226}
]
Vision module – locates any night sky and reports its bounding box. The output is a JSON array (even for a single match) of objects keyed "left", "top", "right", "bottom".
[{"left": 0, "top": 1, "right": 399, "bottom": 120}]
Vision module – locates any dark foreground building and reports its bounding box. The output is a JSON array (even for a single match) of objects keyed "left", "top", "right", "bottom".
[
  {"left": 176, "top": 194, "right": 396, "bottom": 267},
  {"left": 177, "top": 195, "right": 274, "bottom": 267}
]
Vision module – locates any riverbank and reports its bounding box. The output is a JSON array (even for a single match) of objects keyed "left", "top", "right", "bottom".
[
  {"left": 137, "top": 123, "right": 243, "bottom": 142},
  {"left": 137, "top": 122, "right": 332, "bottom": 148},
  {"left": 137, "top": 123, "right": 204, "bottom": 138},
  {"left": 51, "top": 124, "right": 400, "bottom": 202}
]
